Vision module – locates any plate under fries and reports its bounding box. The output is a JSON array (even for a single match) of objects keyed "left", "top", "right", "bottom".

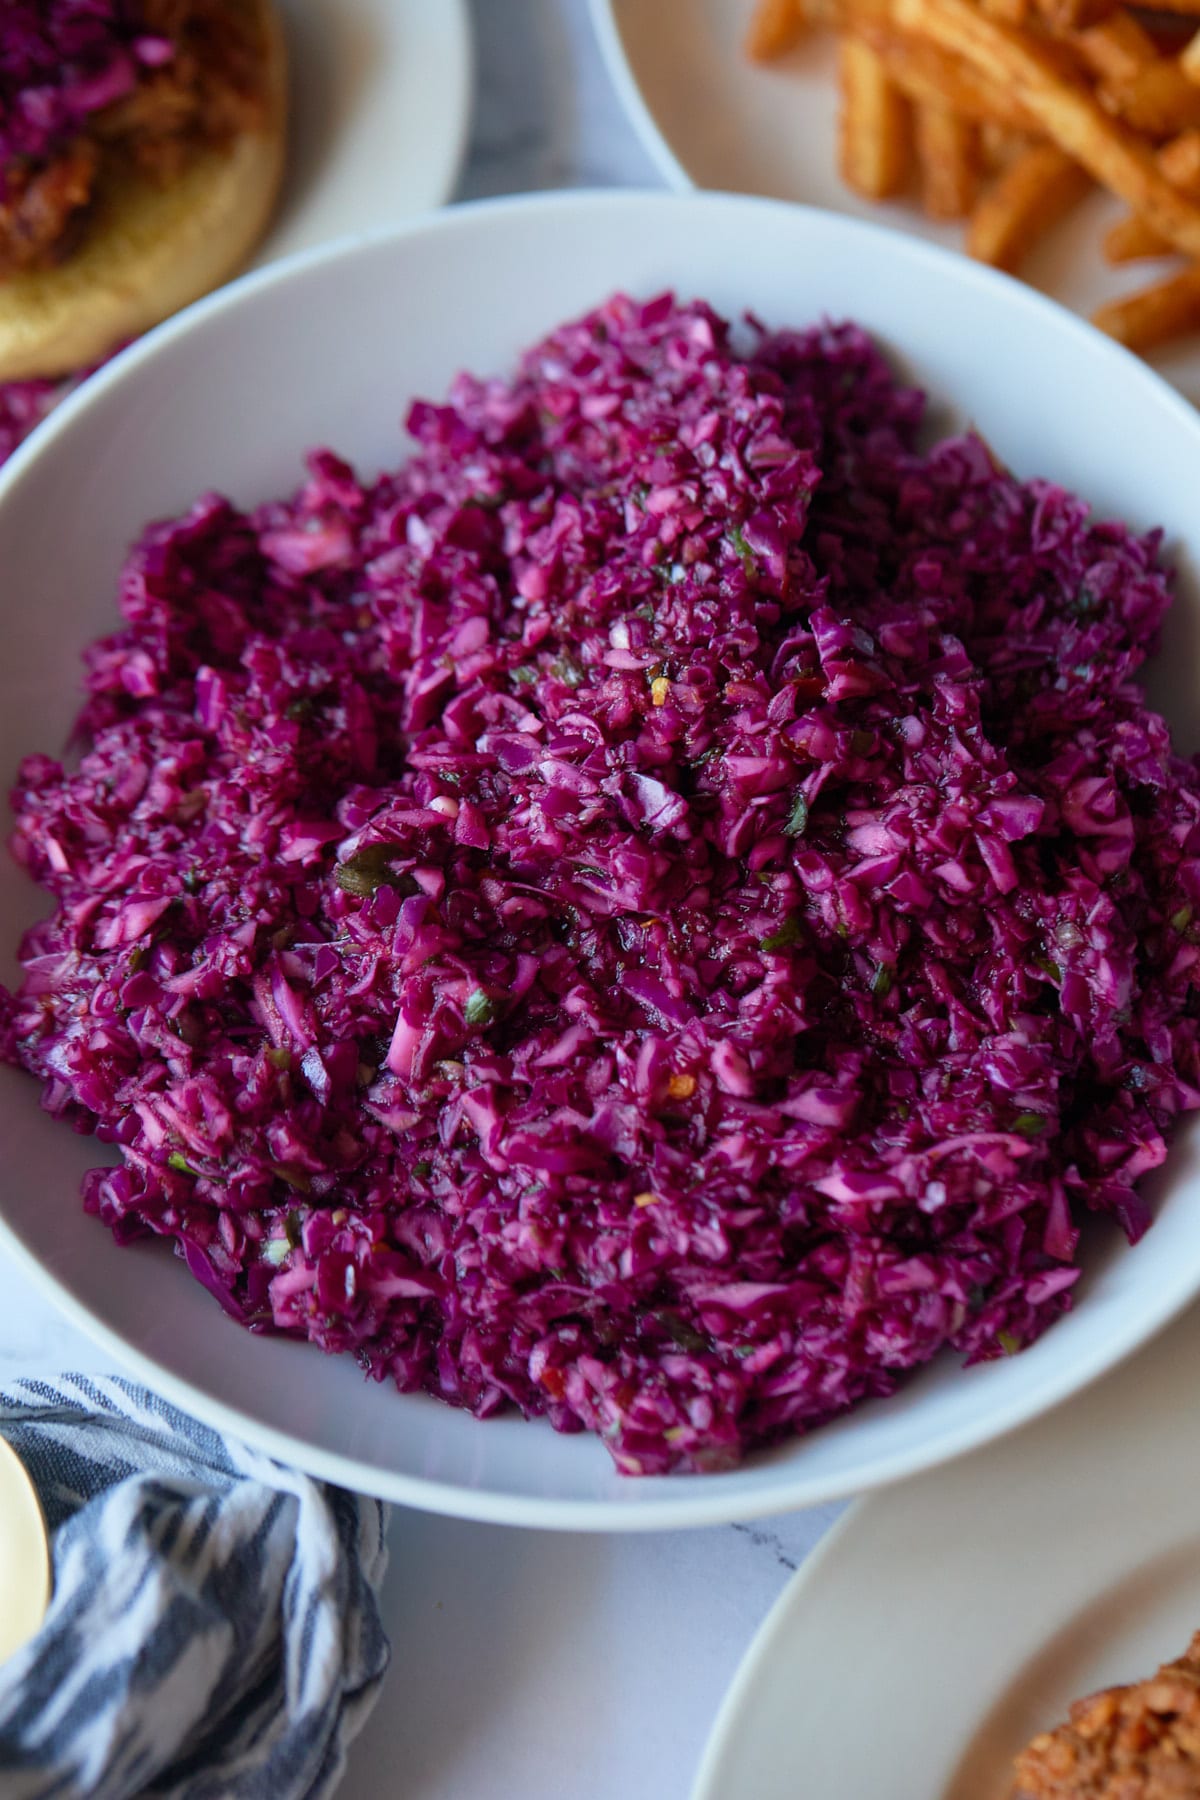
[{"left": 591, "top": 0, "right": 1200, "bottom": 407}]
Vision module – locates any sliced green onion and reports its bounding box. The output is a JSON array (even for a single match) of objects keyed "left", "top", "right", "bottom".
[
  {"left": 464, "top": 989, "right": 496, "bottom": 1028},
  {"left": 784, "top": 793, "right": 810, "bottom": 837},
  {"left": 335, "top": 843, "right": 397, "bottom": 897},
  {"left": 761, "top": 918, "right": 803, "bottom": 953},
  {"left": 728, "top": 526, "right": 756, "bottom": 579}
]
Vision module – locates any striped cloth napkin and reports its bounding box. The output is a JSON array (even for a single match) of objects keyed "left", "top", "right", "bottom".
[{"left": 0, "top": 1376, "right": 390, "bottom": 1800}]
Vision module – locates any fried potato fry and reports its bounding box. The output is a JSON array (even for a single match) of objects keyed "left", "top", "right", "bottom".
[
  {"left": 841, "top": 11, "right": 1043, "bottom": 129},
  {"left": 1135, "top": 14, "right": 1199, "bottom": 52},
  {"left": 1035, "top": 0, "right": 1118, "bottom": 30},
  {"left": 1182, "top": 24, "right": 1200, "bottom": 82},
  {"left": 1100, "top": 59, "right": 1200, "bottom": 134},
  {"left": 1159, "top": 122, "right": 1200, "bottom": 179},
  {"left": 914, "top": 100, "right": 980, "bottom": 215},
  {"left": 1092, "top": 260, "right": 1200, "bottom": 344},
  {"left": 1102, "top": 129, "right": 1200, "bottom": 258},
  {"left": 981, "top": 0, "right": 1031, "bottom": 21},
  {"left": 745, "top": 0, "right": 806, "bottom": 59},
  {"left": 800, "top": 0, "right": 842, "bottom": 24},
  {"left": 1072, "top": 11, "right": 1157, "bottom": 83},
  {"left": 1102, "top": 209, "right": 1177, "bottom": 257},
  {"left": 966, "top": 143, "right": 1091, "bottom": 267},
  {"left": 892, "top": 0, "right": 1200, "bottom": 258},
  {"left": 980, "top": 120, "right": 1037, "bottom": 169},
  {"left": 746, "top": 0, "right": 1200, "bottom": 357},
  {"left": 1043, "top": 0, "right": 1122, "bottom": 26},
  {"left": 838, "top": 37, "right": 912, "bottom": 196},
  {"left": 880, "top": 55, "right": 1028, "bottom": 121},
  {"left": 1128, "top": 0, "right": 1200, "bottom": 16}
]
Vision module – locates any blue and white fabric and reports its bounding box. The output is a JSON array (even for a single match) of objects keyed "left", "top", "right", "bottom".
[{"left": 0, "top": 1375, "right": 389, "bottom": 1800}]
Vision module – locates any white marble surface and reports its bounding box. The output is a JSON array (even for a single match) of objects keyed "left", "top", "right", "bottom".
[{"left": 0, "top": 7, "right": 848, "bottom": 1797}]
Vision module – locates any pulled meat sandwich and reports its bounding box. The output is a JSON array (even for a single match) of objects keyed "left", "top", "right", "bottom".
[
  {"left": 1013, "top": 1632, "right": 1200, "bottom": 1799},
  {"left": 0, "top": 0, "right": 286, "bottom": 380}
]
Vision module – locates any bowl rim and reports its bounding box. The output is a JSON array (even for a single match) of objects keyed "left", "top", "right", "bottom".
[
  {"left": 5, "top": 185, "right": 1195, "bottom": 502},
  {"left": 3, "top": 187, "right": 1200, "bottom": 1529},
  {"left": 587, "top": 0, "right": 697, "bottom": 194}
]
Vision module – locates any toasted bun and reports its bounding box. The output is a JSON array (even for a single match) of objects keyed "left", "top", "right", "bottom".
[{"left": 0, "top": 0, "right": 286, "bottom": 383}]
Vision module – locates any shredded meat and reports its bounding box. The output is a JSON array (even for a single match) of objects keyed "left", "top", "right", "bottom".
[
  {"left": 1012, "top": 1634, "right": 1200, "bottom": 1799},
  {"left": 0, "top": 0, "right": 267, "bottom": 276},
  {"left": 95, "top": 0, "right": 267, "bottom": 180},
  {"left": 0, "top": 139, "right": 99, "bottom": 276}
]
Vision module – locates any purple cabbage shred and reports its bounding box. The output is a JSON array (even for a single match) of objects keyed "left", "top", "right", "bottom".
[
  {"left": 5, "top": 293, "right": 1200, "bottom": 1476},
  {"left": 0, "top": 2, "right": 170, "bottom": 171}
]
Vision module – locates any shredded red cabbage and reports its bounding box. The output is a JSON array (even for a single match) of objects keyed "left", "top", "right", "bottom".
[
  {"left": 0, "top": 2, "right": 172, "bottom": 172},
  {"left": 0, "top": 375, "right": 60, "bottom": 463},
  {"left": 0, "top": 348, "right": 121, "bottom": 469},
  {"left": 6, "top": 293, "right": 1200, "bottom": 1476}
]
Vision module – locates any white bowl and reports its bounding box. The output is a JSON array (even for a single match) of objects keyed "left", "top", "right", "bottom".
[{"left": 2, "top": 191, "right": 1200, "bottom": 1530}]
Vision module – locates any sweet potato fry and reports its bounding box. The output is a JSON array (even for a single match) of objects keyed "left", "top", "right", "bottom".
[
  {"left": 1092, "top": 260, "right": 1200, "bottom": 344},
  {"left": 891, "top": 0, "right": 1200, "bottom": 258},
  {"left": 914, "top": 100, "right": 980, "bottom": 216},
  {"left": 981, "top": 0, "right": 1031, "bottom": 21},
  {"left": 967, "top": 143, "right": 1091, "bottom": 267},
  {"left": 1072, "top": 11, "right": 1157, "bottom": 83},
  {"left": 745, "top": 0, "right": 806, "bottom": 59},
  {"left": 1100, "top": 60, "right": 1200, "bottom": 135},
  {"left": 838, "top": 38, "right": 912, "bottom": 197}
]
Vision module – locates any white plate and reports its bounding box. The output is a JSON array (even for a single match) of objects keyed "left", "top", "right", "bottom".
[
  {"left": 693, "top": 1297, "right": 1200, "bottom": 1800},
  {"left": 263, "top": 0, "right": 472, "bottom": 264},
  {"left": 3, "top": 192, "right": 1200, "bottom": 1529},
  {"left": 591, "top": 0, "right": 1200, "bottom": 409},
  {"left": 0, "top": 1437, "right": 49, "bottom": 1668}
]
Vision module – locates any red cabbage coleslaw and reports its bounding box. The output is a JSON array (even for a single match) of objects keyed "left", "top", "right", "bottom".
[
  {"left": 4, "top": 293, "right": 1200, "bottom": 1476},
  {"left": 0, "top": 2, "right": 171, "bottom": 172}
]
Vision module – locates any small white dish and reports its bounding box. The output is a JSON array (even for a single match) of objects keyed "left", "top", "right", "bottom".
[
  {"left": 693, "top": 1296, "right": 1200, "bottom": 1798},
  {"left": 590, "top": 0, "right": 1200, "bottom": 407},
  {"left": 2, "top": 192, "right": 1200, "bottom": 1528},
  {"left": 0, "top": 1437, "right": 50, "bottom": 1667},
  {"left": 264, "top": 0, "right": 472, "bottom": 264}
]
